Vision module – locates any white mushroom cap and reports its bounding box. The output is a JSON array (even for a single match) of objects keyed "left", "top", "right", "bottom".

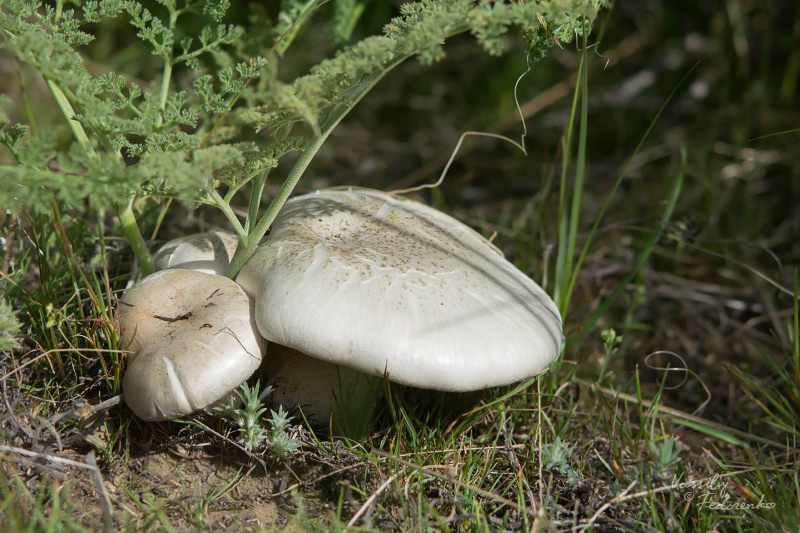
[
  {"left": 153, "top": 230, "right": 239, "bottom": 275},
  {"left": 236, "top": 188, "right": 562, "bottom": 392},
  {"left": 120, "top": 269, "right": 265, "bottom": 420}
]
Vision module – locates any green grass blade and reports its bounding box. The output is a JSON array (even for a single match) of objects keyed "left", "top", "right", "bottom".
[
  {"left": 553, "top": 56, "right": 585, "bottom": 309},
  {"left": 561, "top": 44, "right": 590, "bottom": 316},
  {"left": 665, "top": 416, "right": 748, "bottom": 448}
]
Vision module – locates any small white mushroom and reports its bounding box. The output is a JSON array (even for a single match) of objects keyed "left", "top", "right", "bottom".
[
  {"left": 120, "top": 269, "right": 265, "bottom": 421},
  {"left": 236, "top": 188, "right": 562, "bottom": 420},
  {"left": 153, "top": 230, "right": 239, "bottom": 275}
]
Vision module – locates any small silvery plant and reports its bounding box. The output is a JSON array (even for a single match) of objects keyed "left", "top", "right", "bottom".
[
  {"left": 542, "top": 436, "right": 579, "bottom": 483},
  {"left": 266, "top": 405, "right": 300, "bottom": 458},
  {"left": 649, "top": 436, "right": 682, "bottom": 476},
  {"left": 215, "top": 380, "right": 298, "bottom": 457}
]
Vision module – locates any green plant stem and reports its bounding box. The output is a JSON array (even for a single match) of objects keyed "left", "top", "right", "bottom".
[
  {"left": 45, "top": 78, "right": 96, "bottom": 157},
  {"left": 339, "top": 1, "right": 368, "bottom": 41},
  {"left": 553, "top": 57, "right": 584, "bottom": 311},
  {"left": 45, "top": 77, "right": 155, "bottom": 275},
  {"left": 118, "top": 199, "right": 155, "bottom": 275},
  {"left": 562, "top": 52, "right": 589, "bottom": 315},
  {"left": 206, "top": 188, "right": 247, "bottom": 242},
  {"left": 224, "top": 129, "right": 332, "bottom": 279},
  {"left": 155, "top": 8, "right": 178, "bottom": 127},
  {"left": 224, "top": 54, "right": 411, "bottom": 279},
  {"left": 15, "top": 65, "right": 38, "bottom": 135},
  {"left": 272, "top": 0, "right": 327, "bottom": 57},
  {"left": 157, "top": 61, "right": 173, "bottom": 127},
  {"left": 150, "top": 198, "right": 174, "bottom": 240},
  {"left": 246, "top": 174, "right": 267, "bottom": 233},
  {"left": 794, "top": 269, "right": 799, "bottom": 387}
]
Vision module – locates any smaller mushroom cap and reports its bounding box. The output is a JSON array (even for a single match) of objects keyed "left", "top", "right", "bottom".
[
  {"left": 120, "top": 269, "right": 265, "bottom": 421},
  {"left": 237, "top": 188, "right": 562, "bottom": 392},
  {"left": 153, "top": 230, "right": 239, "bottom": 275}
]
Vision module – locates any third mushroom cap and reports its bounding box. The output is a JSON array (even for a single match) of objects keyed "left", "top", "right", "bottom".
[{"left": 236, "top": 188, "right": 562, "bottom": 394}]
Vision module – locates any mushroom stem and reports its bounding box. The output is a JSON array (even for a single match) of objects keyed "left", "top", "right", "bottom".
[{"left": 262, "top": 344, "right": 382, "bottom": 437}]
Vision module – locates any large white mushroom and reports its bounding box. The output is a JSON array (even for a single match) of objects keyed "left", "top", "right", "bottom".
[
  {"left": 236, "top": 188, "right": 562, "bottom": 422},
  {"left": 120, "top": 269, "right": 265, "bottom": 421}
]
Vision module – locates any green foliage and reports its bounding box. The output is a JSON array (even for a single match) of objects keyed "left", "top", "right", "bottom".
[
  {"left": 215, "top": 380, "right": 272, "bottom": 451},
  {"left": 601, "top": 327, "right": 622, "bottom": 352},
  {"left": 598, "top": 327, "right": 622, "bottom": 381},
  {"left": 542, "top": 436, "right": 576, "bottom": 481},
  {"left": 215, "top": 380, "right": 299, "bottom": 457},
  {"left": 0, "top": 0, "right": 606, "bottom": 277},
  {"left": 649, "top": 436, "right": 682, "bottom": 475},
  {"left": 0, "top": 0, "right": 261, "bottom": 213},
  {"left": 266, "top": 405, "right": 300, "bottom": 457}
]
